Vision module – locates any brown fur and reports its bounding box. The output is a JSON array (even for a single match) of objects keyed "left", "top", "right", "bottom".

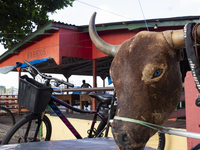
[{"left": 110, "top": 31, "right": 182, "bottom": 149}]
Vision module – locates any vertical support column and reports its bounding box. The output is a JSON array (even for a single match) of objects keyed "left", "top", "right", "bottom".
[
  {"left": 185, "top": 71, "right": 200, "bottom": 150},
  {"left": 18, "top": 68, "right": 21, "bottom": 115},
  {"left": 93, "top": 59, "right": 97, "bottom": 110},
  {"left": 103, "top": 79, "right": 105, "bottom": 94},
  {"left": 63, "top": 74, "right": 71, "bottom": 94},
  {"left": 67, "top": 78, "right": 69, "bottom": 94},
  {"left": 100, "top": 75, "right": 107, "bottom": 94}
]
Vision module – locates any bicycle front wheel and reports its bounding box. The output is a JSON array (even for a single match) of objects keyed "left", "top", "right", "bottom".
[
  {"left": 0, "top": 106, "right": 15, "bottom": 143},
  {"left": 146, "top": 131, "right": 165, "bottom": 150},
  {"left": 1, "top": 113, "right": 51, "bottom": 144}
]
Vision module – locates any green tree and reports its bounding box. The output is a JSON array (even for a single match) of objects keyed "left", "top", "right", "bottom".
[{"left": 0, "top": 0, "right": 75, "bottom": 49}]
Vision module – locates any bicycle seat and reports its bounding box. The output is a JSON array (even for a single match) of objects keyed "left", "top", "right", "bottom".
[{"left": 89, "top": 92, "right": 113, "bottom": 105}]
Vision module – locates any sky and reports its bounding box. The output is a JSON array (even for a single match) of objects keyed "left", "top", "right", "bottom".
[{"left": 1, "top": 0, "right": 200, "bottom": 89}]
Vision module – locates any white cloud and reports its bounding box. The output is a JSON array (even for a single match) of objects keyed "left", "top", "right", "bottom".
[
  {"left": 95, "top": 4, "right": 125, "bottom": 23},
  {"left": 179, "top": 0, "right": 200, "bottom": 6},
  {"left": 0, "top": 44, "right": 7, "bottom": 56}
]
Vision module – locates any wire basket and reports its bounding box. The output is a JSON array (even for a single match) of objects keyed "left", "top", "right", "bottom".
[{"left": 18, "top": 75, "right": 53, "bottom": 113}]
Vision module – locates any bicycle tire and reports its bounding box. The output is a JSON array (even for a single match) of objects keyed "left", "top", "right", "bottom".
[
  {"left": 145, "top": 131, "right": 165, "bottom": 150},
  {"left": 94, "top": 115, "right": 108, "bottom": 137},
  {"left": 0, "top": 106, "right": 16, "bottom": 143},
  {"left": 95, "top": 105, "right": 116, "bottom": 137},
  {"left": 1, "top": 113, "right": 52, "bottom": 144},
  {"left": 157, "top": 131, "right": 165, "bottom": 150}
]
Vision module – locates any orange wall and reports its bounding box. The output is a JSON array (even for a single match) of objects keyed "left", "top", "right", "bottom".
[{"left": 0, "top": 31, "right": 60, "bottom": 67}]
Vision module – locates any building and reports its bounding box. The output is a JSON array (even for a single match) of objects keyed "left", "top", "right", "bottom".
[{"left": 1, "top": 15, "right": 199, "bottom": 83}]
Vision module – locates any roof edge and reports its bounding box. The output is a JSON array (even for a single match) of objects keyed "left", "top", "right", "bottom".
[
  {"left": 0, "top": 21, "right": 53, "bottom": 61},
  {"left": 81, "top": 15, "right": 200, "bottom": 32}
]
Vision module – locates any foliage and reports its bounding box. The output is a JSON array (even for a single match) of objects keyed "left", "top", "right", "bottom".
[{"left": 0, "top": 0, "right": 75, "bottom": 49}]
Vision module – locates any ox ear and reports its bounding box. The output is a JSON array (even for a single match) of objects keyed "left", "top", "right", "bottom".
[
  {"left": 176, "top": 49, "right": 184, "bottom": 61},
  {"left": 162, "top": 30, "right": 174, "bottom": 48},
  {"left": 163, "top": 31, "right": 184, "bottom": 61}
]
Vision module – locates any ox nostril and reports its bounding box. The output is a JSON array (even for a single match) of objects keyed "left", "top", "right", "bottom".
[{"left": 122, "top": 133, "right": 128, "bottom": 141}]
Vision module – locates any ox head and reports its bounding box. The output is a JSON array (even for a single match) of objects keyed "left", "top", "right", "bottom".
[{"left": 89, "top": 12, "right": 195, "bottom": 149}]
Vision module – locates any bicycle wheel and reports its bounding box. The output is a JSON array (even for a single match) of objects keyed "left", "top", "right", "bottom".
[
  {"left": 1, "top": 113, "right": 52, "bottom": 144},
  {"left": 94, "top": 115, "right": 108, "bottom": 137},
  {"left": 146, "top": 131, "right": 165, "bottom": 150},
  {"left": 94, "top": 105, "right": 116, "bottom": 137},
  {"left": 0, "top": 106, "right": 15, "bottom": 143},
  {"left": 158, "top": 132, "right": 165, "bottom": 150}
]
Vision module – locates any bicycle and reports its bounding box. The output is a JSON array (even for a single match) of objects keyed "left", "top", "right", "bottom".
[
  {"left": 0, "top": 102, "right": 16, "bottom": 143},
  {"left": 0, "top": 60, "right": 165, "bottom": 150},
  {"left": 0, "top": 60, "right": 116, "bottom": 144},
  {"left": 1, "top": 61, "right": 165, "bottom": 150}
]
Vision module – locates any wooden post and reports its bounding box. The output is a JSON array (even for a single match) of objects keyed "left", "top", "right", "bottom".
[
  {"left": 63, "top": 73, "right": 71, "bottom": 95},
  {"left": 67, "top": 78, "right": 69, "bottom": 94},
  {"left": 92, "top": 59, "right": 97, "bottom": 110},
  {"left": 100, "top": 75, "right": 107, "bottom": 94},
  {"left": 103, "top": 79, "right": 105, "bottom": 94}
]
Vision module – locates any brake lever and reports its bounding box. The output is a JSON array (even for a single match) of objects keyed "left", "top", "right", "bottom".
[
  {"left": 54, "top": 81, "right": 60, "bottom": 87},
  {"left": 21, "top": 67, "right": 38, "bottom": 78}
]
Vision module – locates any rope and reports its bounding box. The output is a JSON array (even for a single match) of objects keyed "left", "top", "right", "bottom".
[
  {"left": 138, "top": 0, "right": 149, "bottom": 31},
  {"left": 192, "top": 23, "right": 200, "bottom": 68},
  {"left": 184, "top": 22, "right": 200, "bottom": 93},
  {"left": 113, "top": 116, "right": 200, "bottom": 139},
  {"left": 114, "top": 116, "right": 168, "bottom": 131}
]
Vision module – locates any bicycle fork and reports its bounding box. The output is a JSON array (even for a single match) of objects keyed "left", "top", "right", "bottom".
[{"left": 24, "top": 114, "right": 43, "bottom": 142}]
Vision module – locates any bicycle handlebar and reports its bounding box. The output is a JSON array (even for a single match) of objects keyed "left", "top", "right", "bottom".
[{"left": 24, "top": 60, "right": 74, "bottom": 87}]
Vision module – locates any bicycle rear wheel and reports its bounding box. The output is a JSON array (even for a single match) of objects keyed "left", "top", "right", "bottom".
[
  {"left": 1, "top": 113, "right": 51, "bottom": 144},
  {"left": 0, "top": 106, "right": 15, "bottom": 143},
  {"left": 94, "top": 106, "right": 116, "bottom": 138}
]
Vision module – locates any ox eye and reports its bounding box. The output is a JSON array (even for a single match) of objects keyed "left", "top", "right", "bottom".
[{"left": 152, "top": 69, "right": 163, "bottom": 78}]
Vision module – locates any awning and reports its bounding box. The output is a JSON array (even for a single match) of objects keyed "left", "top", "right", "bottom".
[{"left": 20, "top": 57, "right": 52, "bottom": 68}]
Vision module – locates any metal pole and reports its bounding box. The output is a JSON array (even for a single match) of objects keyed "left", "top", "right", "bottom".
[
  {"left": 92, "top": 59, "right": 97, "bottom": 110},
  {"left": 160, "top": 128, "right": 200, "bottom": 139}
]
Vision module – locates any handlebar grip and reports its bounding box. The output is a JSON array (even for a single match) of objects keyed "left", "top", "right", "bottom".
[
  {"left": 24, "top": 60, "right": 33, "bottom": 67},
  {"left": 24, "top": 60, "right": 42, "bottom": 76},
  {"left": 24, "top": 60, "right": 74, "bottom": 87}
]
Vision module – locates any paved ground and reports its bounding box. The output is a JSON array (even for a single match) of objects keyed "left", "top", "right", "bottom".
[
  {"left": 0, "top": 115, "right": 26, "bottom": 143},
  {"left": 0, "top": 108, "right": 186, "bottom": 146},
  {"left": 0, "top": 137, "right": 157, "bottom": 150}
]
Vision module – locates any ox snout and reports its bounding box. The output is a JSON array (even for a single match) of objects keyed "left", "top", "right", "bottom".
[{"left": 112, "top": 128, "right": 146, "bottom": 150}]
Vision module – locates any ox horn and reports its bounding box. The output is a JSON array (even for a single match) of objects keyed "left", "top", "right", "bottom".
[
  {"left": 89, "top": 12, "right": 120, "bottom": 57},
  {"left": 171, "top": 25, "right": 200, "bottom": 49}
]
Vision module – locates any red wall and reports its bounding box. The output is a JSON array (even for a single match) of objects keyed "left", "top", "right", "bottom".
[
  {"left": 185, "top": 71, "right": 200, "bottom": 149},
  {"left": 92, "top": 29, "right": 139, "bottom": 59},
  {"left": 59, "top": 28, "right": 92, "bottom": 63},
  {"left": 0, "top": 25, "right": 185, "bottom": 67}
]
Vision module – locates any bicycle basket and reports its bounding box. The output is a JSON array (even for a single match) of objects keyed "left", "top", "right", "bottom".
[{"left": 18, "top": 75, "right": 53, "bottom": 113}]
